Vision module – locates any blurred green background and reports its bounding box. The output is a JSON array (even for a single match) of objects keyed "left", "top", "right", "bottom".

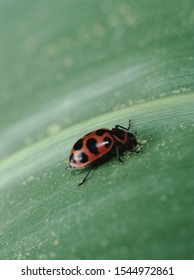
[{"left": 0, "top": 0, "right": 194, "bottom": 259}]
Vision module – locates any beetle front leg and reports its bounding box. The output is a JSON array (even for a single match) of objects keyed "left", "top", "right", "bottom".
[{"left": 115, "top": 119, "right": 131, "bottom": 131}]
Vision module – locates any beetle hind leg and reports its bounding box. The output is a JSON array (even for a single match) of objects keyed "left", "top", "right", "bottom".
[{"left": 78, "top": 164, "right": 93, "bottom": 186}]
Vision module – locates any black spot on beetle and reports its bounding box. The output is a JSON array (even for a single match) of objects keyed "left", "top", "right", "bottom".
[
  {"left": 103, "top": 137, "right": 112, "bottom": 148},
  {"left": 70, "top": 153, "right": 76, "bottom": 163},
  {"left": 78, "top": 152, "right": 88, "bottom": 163},
  {"left": 86, "top": 138, "right": 99, "bottom": 155},
  {"left": 73, "top": 139, "right": 83, "bottom": 150},
  {"left": 96, "top": 129, "right": 107, "bottom": 136}
]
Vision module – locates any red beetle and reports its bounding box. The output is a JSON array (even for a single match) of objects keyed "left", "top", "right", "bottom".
[{"left": 68, "top": 120, "right": 138, "bottom": 186}]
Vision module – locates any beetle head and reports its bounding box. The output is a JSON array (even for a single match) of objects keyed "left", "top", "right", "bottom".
[{"left": 126, "top": 132, "right": 138, "bottom": 151}]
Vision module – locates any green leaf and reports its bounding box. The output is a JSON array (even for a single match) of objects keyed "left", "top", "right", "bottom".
[{"left": 0, "top": 0, "right": 194, "bottom": 259}]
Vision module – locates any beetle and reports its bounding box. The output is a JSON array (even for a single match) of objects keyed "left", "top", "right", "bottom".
[{"left": 68, "top": 120, "right": 138, "bottom": 186}]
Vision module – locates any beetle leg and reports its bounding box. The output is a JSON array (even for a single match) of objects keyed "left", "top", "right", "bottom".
[
  {"left": 116, "top": 144, "right": 124, "bottom": 163},
  {"left": 115, "top": 119, "right": 131, "bottom": 131},
  {"left": 78, "top": 164, "right": 93, "bottom": 186},
  {"left": 66, "top": 165, "right": 71, "bottom": 170}
]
